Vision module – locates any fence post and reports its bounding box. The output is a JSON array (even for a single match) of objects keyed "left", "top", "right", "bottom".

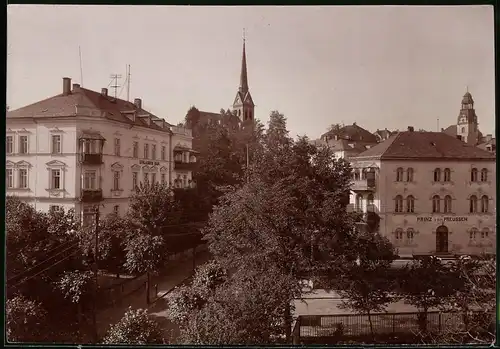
[
  {"left": 438, "top": 312, "right": 442, "bottom": 333},
  {"left": 392, "top": 314, "right": 395, "bottom": 334},
  {"left": 292, "top": 317, "right": 301, "bottom": 344}
]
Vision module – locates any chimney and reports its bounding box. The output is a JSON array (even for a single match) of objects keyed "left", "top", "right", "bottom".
[
  {"left": 407, "top": 126, "right": 414, "bottom": 132},
  {"left": 101, "top": 88, "right": 108, "bottom": 97},
  {"left": 62, "top": 77, "right": 71, "bottom": 95},
  {"left": 134, "top": 98, "right": 142, "bottom": 109},
  {"left": 486, "top": 134, "right": 492, "bottom": 142},
  {"left": 441, "top": 128, "right": 445, "bottom": 132},
  {"left": 457, "top": 135, "right": 462, "bottom": 141},
  {"left": 72, "top": 83, "right": 80, "bottom": 91}
]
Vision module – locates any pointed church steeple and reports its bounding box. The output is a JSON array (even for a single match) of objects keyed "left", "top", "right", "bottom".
[
  {"left": 239, "top": 34, "right": 249, "bottom": 95},
  {"left": 232, "top": 29, "right": 255, "bottom": 123}
]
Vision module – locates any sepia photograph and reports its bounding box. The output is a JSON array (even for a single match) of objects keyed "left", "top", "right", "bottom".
[{"left": 6, "top": 5, "right": 496, "bottom": 345}]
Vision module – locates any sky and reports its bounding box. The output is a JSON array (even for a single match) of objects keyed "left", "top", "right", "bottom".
[{"left": 7, "top": 5, "right": 495, "bottom": 139}]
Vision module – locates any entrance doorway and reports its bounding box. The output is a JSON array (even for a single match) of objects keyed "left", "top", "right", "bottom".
[{"left": 435, "top": 225, "right": 449, "bottom": 253}]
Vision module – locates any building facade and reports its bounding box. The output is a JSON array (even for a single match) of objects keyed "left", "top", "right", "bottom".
[
  {"left": 349, "top": 128, "right": 496, "bottom": 257},
  {"left": 6, "top": 77, "right": 196, "bottom": 220}
]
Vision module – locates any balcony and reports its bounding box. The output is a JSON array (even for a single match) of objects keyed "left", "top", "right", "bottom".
[
  {"left": 80, "top": 189, "right": 103, "bottom": 203},
  {"left": 351, "top": 178, "right": 376, "bottom": 192},
  {"left": 80, "top": 153, "right": 103, "bottom": 165},
  {"left": 174, "top": 161, "right": 197, "bottom": 171}
]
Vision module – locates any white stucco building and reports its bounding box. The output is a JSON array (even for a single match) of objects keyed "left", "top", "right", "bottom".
[
  {"left": 6, "top": 77, "right": 197, "bottom": 222},
  {"left": 349, "top": 127, "right": 496, "bottom": 257}
]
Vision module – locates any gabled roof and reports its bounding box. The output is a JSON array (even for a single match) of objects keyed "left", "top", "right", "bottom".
[
  {"left": 321, "top": 123, "right": 378, "bottom": 143},
  {"left": 353, "top": 131, "right": 496, "bottom": 161},
  {"left": 7, "top": 86, "right": 174, "bottom": 134}
]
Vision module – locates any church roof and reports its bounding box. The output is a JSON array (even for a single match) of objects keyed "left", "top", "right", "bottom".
[
  {"left": 354, "top": 130, "right": 495, "bottom": 161},
  {"left": 462, "top": 91, "right": 474, "bottom": 105},
  {"left": 321, "top": 123, "right": 378, "bottom": 143}
]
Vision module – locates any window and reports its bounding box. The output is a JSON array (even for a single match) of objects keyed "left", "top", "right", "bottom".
[
  {"left": 113, "top": 171, "right": 120, "bottom": 190},
  {"left": 407, "top": 228, "right": 415, "bottom": 244},
  {"left": 19, "top": 169, "right": 28, "bottom": 189},
  {"left": 52, "top": 135, "right": 61, "bottom": 154},
  {"left": 433, "top": 168, "right": 441, "bottom": 182},
  {"left": 113, "top": 205, "right": 120, "bottom": 216},
  {"left": 6, "top": 169, "right": 13, "bottom": 188},
  {"left": 83, "top": 171, "right": 97, "bottom": 190},
  {"left": 50, "top": 169, "right": 61, "bottom": 189},
  {"left": 481, "top": 228, "right": 489, "bottom": 239},
  {"left": 353, "top": 169, "right": 360, "bottom": 181},
  {"left": 161, "top": 146, "right": 166, "bottom": 161},
  {"left": 481, "top": 195, "right": 489, "bottom": 213},
  {"left": 395, "top": 228, "right": 404, "bottom": 241},
  {"left": 144, "top": 144, "right": 149, "bottom": 159},
  {"left": 6, "top": 136, "right": 13, "bottom": 154},
  {"left": 19, "top": 136, "right": 28, "bottom": 154},
  {"left": 361, "top": 169, "right": 367, "bottom": 180},
  {"left": 394, "top": 195, "right": 403, "bottom": 213},
  {"left": 432, "top": 195, "right": 440, "bottom": 213},
  {"left": 469, "top": 195, "right": 478, "bottom": 213},
  {"left": 161, "top": 173, "right": 166, "bottom": 184},
  {"left": 443, "top": 168, "right": 451, "bottom": 182},
  {"left": 82, "top": 206, "right": 95, "bottom": 227},
  {"left": 132, "top": 172, "right": 138, "bottom": 189},
  {"left": 355, "top": 194, "right": 363, "bottom": 212},
  {"left": 396, "top": 168, "right": 404, "bottom": 182},
  {"left": 114, "top": 138, "right": 121, "bottom": 156},
  {"left": 50, "top": 205, "right": 62, "bottom": 213},
  {"left": 444, "top": 195, "right": 452, "bottom": 213},
  {"left": 176, "top": 174, "right": 181, "bottom": 188},
  {"left": 471, "top": 168, "right": 478, "bottom": 182},
  {"left": 406, "top": 195, "right": 415, "bottom": 213},
  {"left": 151, "top": 173, "right": 156, "bottom": 184},
  {"left": 469, "top": 228, "right": 478, "bottom": 241},
  {"left": 461, "top": 127, "right": 466, "bottom": 133},
  {"left": 143, "top": 172, "right": 148, "bottom": 185},
  {"left": 480, "top": 168, "right": 488, "bottom": 182},
  {"left": 133, "top": 141, "right": 139, "bottom": 158},
  {"left": 151, "top": 145, "right": 157, "bottom": 160},
  {"left": 406, "top": 168, "right": 414, "bottom": 182},
  {"left": 83, "top": 139, "right": 98, "bottom": 154},
  {"left": 183, "top": 174, "right": 187, "bottom": 187}
]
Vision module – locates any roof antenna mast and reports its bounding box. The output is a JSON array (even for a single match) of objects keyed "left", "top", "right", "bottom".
[
  {"left": 126, "top": 64, "right": 131, "bottom": 102},
  {"left": 110, "top": 74, "right": 122, "bottom": 99},
  {"left": 79, "top": 46, "right": 84, "bottom": 87}
]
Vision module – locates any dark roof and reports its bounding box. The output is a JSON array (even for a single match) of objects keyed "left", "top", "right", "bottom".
[
  {"left": 323, "top": 138, "right": 376, "bottom": 154},
  {"left": 7, "top": 86, "right": 174, "bottom": 134},
  {"left": 321, "top": 123, "right": 378, "bottom": 143},
  {"left": 462, "top": 91, "right": 474, "bottom": 105},
  {"left": 443, "top": 124, "right": 457, "bottom": 137},
  {"left": 354, "top": 131, "right": 496, "bottom": 161}
]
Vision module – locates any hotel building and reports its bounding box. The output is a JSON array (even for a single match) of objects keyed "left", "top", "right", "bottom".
[{"left": 6, "top": 77, "right": 197, "bottom": 221}]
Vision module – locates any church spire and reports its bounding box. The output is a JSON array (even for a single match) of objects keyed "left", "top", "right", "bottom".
[{"left": 239, "top": 29, "right": 249, "bottom": 95}]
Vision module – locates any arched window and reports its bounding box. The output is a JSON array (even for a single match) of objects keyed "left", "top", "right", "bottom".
[
  {"left": 461, "top": 127, "right": 466, "bottom": 133},
  {"left": 406, "top": 168, "right": 414, "bottom": 182},
  {"left": 469, "top": 227, "right": 478, "bottom": 241},
  {"left": 471, "top": 168, "right": 478, "bottom": 182},
  {"left": 406, "top": 195, "right": 415, "bottom": 213},
  {"left": 354, "top": 169, "right": 360, "bottom": 181},
  {"left": 394, "top": 195, "right": 403, "bottom": 213},
  {"left": 481, "top": 228, "right": 489, "bottom": 239},
  {"left": 395, "top": 228, "right": 404, "bottom": 241},
  {"left": 433, "top": 168, "right": 441, "bottom": 182},
  {"left": 469, "top": 195, "right": 478, "bottom": 213},
  {"left": 480, "top": 168, "right": 488, "bottom": 182},
  {"left": 444, "top": 195, "right": 452, "bottom": 213},
  {"left": 407, "top": 228, "right": 415, "bottom": 244},
  {"left": 355, "top": 194, "right": 363, "bottom": 212},
  {"left": 481, "top": 195, "right": 489, "bottom": 213},
  {"left": 443, "top": 168, "right": 451, "bottom": 182},
  {"left": 396, "top": 167, "right": 404, "bottom": 182},
  {"left": 432, "top": 195, "right": 440, "bottom": 213}
]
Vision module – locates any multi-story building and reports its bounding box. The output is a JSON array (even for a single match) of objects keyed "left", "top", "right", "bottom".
[
  {"left": 349, "top": 127, "right": 496, "bottom": 257},
  {"left": 6, "top": 77, "right": 196, "bottom": 221}
]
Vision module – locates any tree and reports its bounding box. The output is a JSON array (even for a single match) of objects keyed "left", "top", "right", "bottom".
[
  {"left": 103, "top": 307, "right": 164, "bottom": 344},
  {"left": 126, "top": 181, "right": 182, "bottom": 303},
  {"left": 6, "top": 296, "right": 47, "bottom": 343},
  {"left": 200, "top": 111, "right": 360, "bottom": 343},
  {"left": 338, "top": 232, "right": 398, "bottom": 338},
  {"left": 399, "top": 256, "right": 457, "bottom": 334}
]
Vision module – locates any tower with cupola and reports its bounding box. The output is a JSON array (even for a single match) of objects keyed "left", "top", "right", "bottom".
[{"left": 457, "top": 89, "right": 480, "bottom": 145}]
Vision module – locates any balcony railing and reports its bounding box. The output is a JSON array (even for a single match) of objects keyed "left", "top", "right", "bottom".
[
  {"left": 80, "top": 153, "right": 103, "bottom": 165},
  {"left": 174, "top": 161, "right": 197, "bottom": 171},
  {"left": 80, "top": 189, "right": 103, "bottom": 202},
  {"left": 351, "top": 178, "right": 376, "bottom": 191}
]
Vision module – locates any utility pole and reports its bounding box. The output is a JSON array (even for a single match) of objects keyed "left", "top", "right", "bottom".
[
  {"left": 126, "top": 64, "right": 131, "bottom": 102},
  {"left": 92, "top": 206, "right": 100, "bottom": 343},
  {"left": 110, "top": 74, "right": 122, "bottom": 99}
]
